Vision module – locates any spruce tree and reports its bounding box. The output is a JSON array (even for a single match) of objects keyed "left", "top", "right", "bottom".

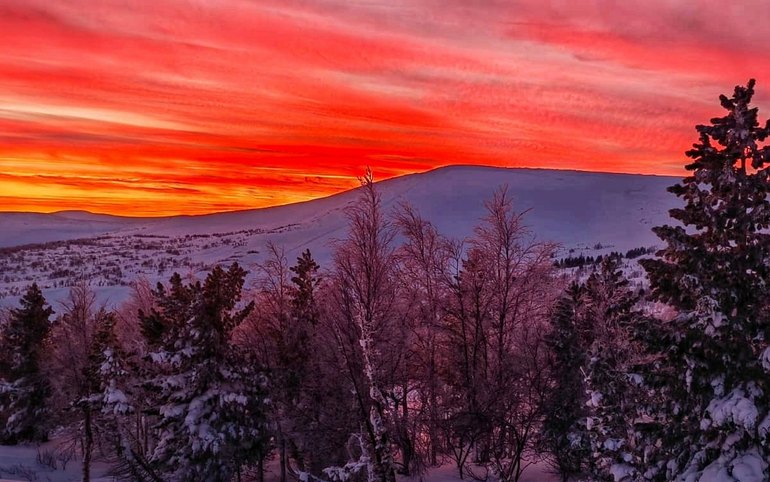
[
  {"left": 0, "top": 283, "right": 53, "bottom": 443},
  {"left": 541, "top": 282, "right": 589, "bottom": 482},
  {"left": 141, "top": 264, "right": 268, "bottom": 481},
  {"left": 285, "top": 249, "right": 324, "bottom": 472},
  {"left": 77, "top": 308, "right": 122, "bottom": 482},
  {"left": 641, "top": 79, "right": 770, "bottom": 480},
  {"left": 282, "top": 249, "right": 320, "bottom": 404},
  {"left": 290, "top": 249, "right": 321, "bottom": 329}
]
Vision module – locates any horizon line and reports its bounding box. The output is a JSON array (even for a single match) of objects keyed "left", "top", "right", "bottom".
[{"left": 4, "top": 163, "right": 680, "bottom": 219}]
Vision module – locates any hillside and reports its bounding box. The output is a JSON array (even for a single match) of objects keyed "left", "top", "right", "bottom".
[{"left": 0, "top": 166, "right": 679, "bottom": 306}]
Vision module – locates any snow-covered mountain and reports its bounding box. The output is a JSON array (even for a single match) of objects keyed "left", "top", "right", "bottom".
[
  {"left": 0, "top": 210, "right": 149, "bottom": 247},
  {"left": 0, "top": 166, "right": 680, "bottom": 306}
]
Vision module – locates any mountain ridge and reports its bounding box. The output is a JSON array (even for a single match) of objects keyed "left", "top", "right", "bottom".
[
  {"left": 0, "top": 165, "right": 681, "bottom": 306},
  {"left": 1, "top": 165, "right": 679, "bottom": 221}
]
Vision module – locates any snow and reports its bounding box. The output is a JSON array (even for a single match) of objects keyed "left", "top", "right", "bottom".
[
  {"left": 0, "top": 166, "right": 678, "bottom": 306},
  {"left": 0, "top": 441, "right": 112, "bottom": 481},
  {"left": 0, "top": 211, "right": 148, "bottom": 248},
  {"left": 609, "top": 463, "right": 635, "bottom": 482},
  {"left": 703, "top": 388, "right": 758, "bottom": 431},
  {"left": 730, "top": 452, "right": 768, "bottom": 482},
  {"left": 0, "top": 443, "right": 559, "bottom": 482},
  {"left": 760, "top": 346, "right": 770, "bottom": 371},
  {"left": 693, "top": 450, "right": 768, "bottom": 482},
  {"left": 395, "top": 460, "right": 556, "bottom": 482}
]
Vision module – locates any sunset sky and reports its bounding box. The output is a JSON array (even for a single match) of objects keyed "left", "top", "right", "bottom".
[{"left": 1, "top": 0, "right": 769, "bottom": 216}]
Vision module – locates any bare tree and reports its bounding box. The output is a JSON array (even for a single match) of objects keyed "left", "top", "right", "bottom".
[
  {"left": 326, "top": 169, "right": 400, "bottom": 482},
  {"left": 393, "top": 203, "right": 453, "bottom": 472},
  {"left": 48, "top": 281, "right": 113, "bottom": 482},
  {"left": 441, "top": 187, "right": 558, "bottom": 482}
]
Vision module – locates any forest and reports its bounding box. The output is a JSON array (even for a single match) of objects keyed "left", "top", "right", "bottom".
[{"left": 2, "top": 80, "right": 770, "bottom": 482}]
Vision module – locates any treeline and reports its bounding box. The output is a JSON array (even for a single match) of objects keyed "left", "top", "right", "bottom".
[
  {"left": 554, "top": 246, "right": 656, "bottom": 269},
  {"left": 3, "top": 80, "right": 770, "bottom": 482}
]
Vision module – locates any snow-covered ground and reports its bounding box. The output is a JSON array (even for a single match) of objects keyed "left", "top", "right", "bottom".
[
  {"left": 0, "top": 166, "right": 679, "bottom": 307},
  {"left": 0, "top": 441, "right": 111, "bottom": 481},
  {"left": 0, "top": 441, "right": 556, "bottom": 482}
]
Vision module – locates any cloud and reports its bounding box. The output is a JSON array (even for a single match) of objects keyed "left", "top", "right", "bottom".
[{"left": 1, "top": 0, "right": 768, "bottom": 214}]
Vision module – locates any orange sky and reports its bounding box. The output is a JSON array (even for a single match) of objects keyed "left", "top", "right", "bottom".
[{"left": 1, "top": 0, "right": 769, "bottom": 216}]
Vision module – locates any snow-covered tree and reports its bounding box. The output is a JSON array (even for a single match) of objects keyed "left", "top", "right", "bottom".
[
  {"left": 581, "top": 259, "right": 647, "bottom": 482},
  {"left": 79, "top": 309, "right": 127, "bottom": 482},
  {"left": 472, "top": 188, "right": 557, "bottom": 482},
  {"left": 0, "top": 283, "right": 53, "bottom": 444},
  {"left": 250, "top": 245, "right": 326, "bottom": 482},
  {"left": 88, "top": 313, "right": 143, "bottom": 481},
  {"left": 641, "top": 79, "right": 770, "bottom": 481},
  {"left": 140, "top": 264, "right": 268, "bottom": 481}
]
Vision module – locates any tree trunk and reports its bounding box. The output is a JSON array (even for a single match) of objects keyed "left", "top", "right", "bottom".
[
  {"left": 82, "top": 407, "right": 92, "bottom": 482},
  {"left": 401, "top": 379, "right": 412, "bottom": 475},
  {"left": 280, "top": 436, "right": 288, "bottom": 482}
]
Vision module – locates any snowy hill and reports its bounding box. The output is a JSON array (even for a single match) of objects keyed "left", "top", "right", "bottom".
[{"left": 0, "top": 166, "right": 680, "bottom": 306}]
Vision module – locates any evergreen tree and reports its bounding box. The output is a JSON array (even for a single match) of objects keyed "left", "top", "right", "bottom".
[
  {"left": 284, "top": 249, "right": 327, "bottom": 474},
  {"left": 141, "top": 264, "right": 268, "bottom": 481},
  {"left": 280, "top": 249, "right": 320, "bottom": 406},
  {"left": 89, "top": 313, "right": 142, "bottom": 481},
  {"left": 582, "top": 259, "right": 646, "bottom": 482},
  {"left": 0, "top": 283, "right": 53, "bottom": 443},
  {"left": 641, "top": 79, "right": 770, "bottom": 480},
  {"left": 290, "top": 249, "right": 321, "bottom": 329},
  {"left": 541, "top": 282, "right": 589, "bottom": 482},
  {"left": 76, "top": 308, "right": 123, "bottom": 482}
]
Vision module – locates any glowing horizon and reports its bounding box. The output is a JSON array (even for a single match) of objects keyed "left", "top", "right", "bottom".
[{"left": 1, "top": 0, "right": 768, "bottom": 216}]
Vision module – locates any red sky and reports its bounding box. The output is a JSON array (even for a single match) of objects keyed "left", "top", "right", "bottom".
[{"left": 1, "top": 0, "right": 769, "bottom": 216}]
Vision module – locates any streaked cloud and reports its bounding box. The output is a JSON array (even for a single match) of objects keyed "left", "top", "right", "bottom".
[{"left": 1, "top": 0, "right": 768, "bottom": 215}]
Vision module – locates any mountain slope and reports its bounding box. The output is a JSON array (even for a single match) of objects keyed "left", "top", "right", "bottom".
[
  {"left": 0, "top": 211, "right": 149, "bottom": 247},
  {"left": 0, "top": 166, "right": 680, "bottom": 306},
  {"left": 133, "top": 165, "right": 678, "bottom": 260}
]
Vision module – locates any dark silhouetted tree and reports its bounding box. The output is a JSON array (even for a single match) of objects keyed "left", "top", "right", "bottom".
[
  {"left": 541, "top": 282, "right": 589, "bottom": 482},
  {"left": 0, "top": 283, "right": 53, "bottom": 444}
]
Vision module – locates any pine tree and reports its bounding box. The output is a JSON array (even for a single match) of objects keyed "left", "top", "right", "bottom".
[
  {"left": 141, "top": 264, "right": 268, "bottom": 481},
  {"left": 641, "top": 79, "right": 770, "bottom": 480},
  {"left": 541, "top": 282, "right": 589, "bottom": 482},
  {"left": 279, "top": 249, "right": 320, "bottom": 406},
  {"left": 0, "top": 283, "right": 54, "bottom": 443},
  {"left": 89, "top": 313, "right": 142, "bottom": 481}
]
